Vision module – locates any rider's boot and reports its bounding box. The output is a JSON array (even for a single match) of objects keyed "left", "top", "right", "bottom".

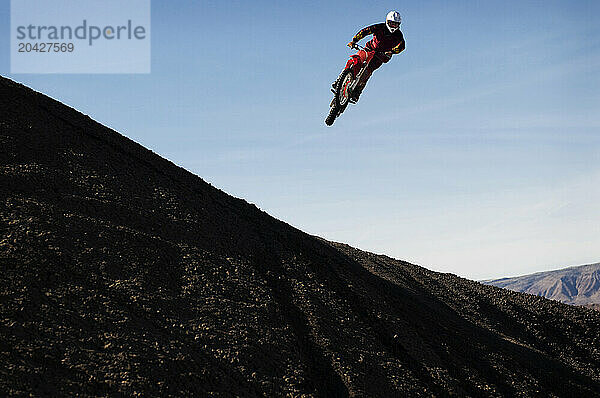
[{"left": 350, "top": 87, "right": 364, "bottom": 103}]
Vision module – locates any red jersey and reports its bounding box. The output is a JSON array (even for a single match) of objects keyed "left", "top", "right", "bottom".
[{"left": 352, "top": 23, "right": 405, "bottom": 54}]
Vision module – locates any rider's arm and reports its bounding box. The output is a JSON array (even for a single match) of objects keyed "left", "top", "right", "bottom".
[
  {"left": 391, "top": 39, "right": 405, "bottom": 54},
  {"left": 351, "top": 24, "right": 377, "bottom": 43}
]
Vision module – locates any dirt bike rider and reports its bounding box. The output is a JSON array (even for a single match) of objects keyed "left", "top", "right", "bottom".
[{"left": 337, "top": 11, "right": 405, "bottom": 102}]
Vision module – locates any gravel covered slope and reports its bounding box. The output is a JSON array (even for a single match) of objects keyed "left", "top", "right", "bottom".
[{"left": 1, "top": 76, "right": 599, "bottom": 397}]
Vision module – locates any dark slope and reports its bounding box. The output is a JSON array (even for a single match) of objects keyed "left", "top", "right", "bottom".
[
  {"left": 483, "top": 263, "right": 600, "bottom": 305},
  {"left": 1, "top": 75, "right": 599, "bottom": 397}
]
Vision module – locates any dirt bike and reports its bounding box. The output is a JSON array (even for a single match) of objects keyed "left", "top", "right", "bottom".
[{"left": 325, "top": 43, "right": 391, "bottom": 126}]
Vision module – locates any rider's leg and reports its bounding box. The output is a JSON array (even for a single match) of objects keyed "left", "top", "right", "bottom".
[{"left": 351, "top": 57, "right": 383, "bottom": 101}]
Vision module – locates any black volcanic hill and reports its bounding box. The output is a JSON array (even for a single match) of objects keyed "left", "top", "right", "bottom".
[
  {"left": 1, "top": 76, "right": 600, "bottom": 397},
  {"left": 483, "top": 263, "right": 600, "bottom": 305}
]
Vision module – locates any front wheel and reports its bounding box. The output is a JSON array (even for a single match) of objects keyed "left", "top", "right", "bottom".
[
  {"left": 335, "top": 68, "right": 354, "bottom": 109},
  {"left": 325, "top": 68, "right": 354, "bottom": 126},
  {"left": 325, "top": 106, "right": 337, "bottom": 126}
]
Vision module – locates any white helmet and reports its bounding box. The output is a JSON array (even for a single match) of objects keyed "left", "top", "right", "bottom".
[{"left": 386, "top": 10, "right": 401, "bottom": 33}]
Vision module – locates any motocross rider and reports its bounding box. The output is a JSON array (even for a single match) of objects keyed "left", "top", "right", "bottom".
[{"left": 339, "top": 11, "right": 405, "bottom": 102}]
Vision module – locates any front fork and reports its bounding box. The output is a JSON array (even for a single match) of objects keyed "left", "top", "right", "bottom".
[
  {"left": 348, "top": 58, "right": 372, "bottom": 98},
  {"left": 329, "top": 54, "right": 371, "bottom": 108}
]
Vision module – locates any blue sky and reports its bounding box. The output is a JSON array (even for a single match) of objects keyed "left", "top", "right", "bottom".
[{"left": 1, "top": 0, "right": 599, "bottom": 279}]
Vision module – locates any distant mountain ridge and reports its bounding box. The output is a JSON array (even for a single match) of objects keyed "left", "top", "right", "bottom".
[{"left": 483, "top": 263, "right": 600, "bottom": 305}]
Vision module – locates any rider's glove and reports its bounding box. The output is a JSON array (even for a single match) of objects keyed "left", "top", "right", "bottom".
[{"left": 347, "top": 41, "right": 356, "bottom": 49}]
